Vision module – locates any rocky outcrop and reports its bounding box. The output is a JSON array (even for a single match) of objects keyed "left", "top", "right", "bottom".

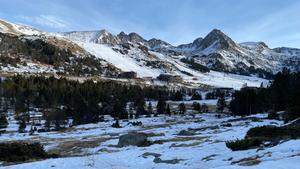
[{"left": 118, "top": 132, "right": 150, "bottom": 147}]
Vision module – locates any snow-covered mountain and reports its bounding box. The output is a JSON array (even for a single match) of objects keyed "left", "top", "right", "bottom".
[
  {"left": 59, "top": 27, "right": 300, "bottom": 79},
  {"left": 0, "top": 19, "right": 42, "bottom": 35},
  {"left": 0, "top": 19, "right": 120, "bottom": 77},
  {"left": 175, "top": 30, "right": 300, "bottom": 77},
  {"left": 2, "top": 18, "right": 300, "bottom": 89}
]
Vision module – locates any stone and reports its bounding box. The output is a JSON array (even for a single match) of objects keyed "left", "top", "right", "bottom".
[
  {"left": 118, "top": 132, "right": 150, "bottom": 147},
  {"left": 178, "top": 130, "right": 196, "bottom": 136}
]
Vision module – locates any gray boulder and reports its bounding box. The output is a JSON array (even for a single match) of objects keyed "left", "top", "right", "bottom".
[
  {"left": 118, "top": 132, "right": 150, "bottom": 147},
  {"left": 178, "top": 129, "right": 196, "bottom": 136}
]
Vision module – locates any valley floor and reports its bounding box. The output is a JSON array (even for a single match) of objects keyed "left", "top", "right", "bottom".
[{"left": 1, "top": 112, "right": 299, "bottom": 169}]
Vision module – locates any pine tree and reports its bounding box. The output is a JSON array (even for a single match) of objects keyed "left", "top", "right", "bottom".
[
  {"left": 157, "top": 98, "right": 166, "bottom": 114},
  {"left": 217, "top": 94, "right": 226, "bottom": 113},
  {"left": 192, "top": 102, "right": 201, "bottom": 113},
  {"left": 128, "top": 102, "right": 134, "bottom": 119},
  {"left": 191, "top": 92, "right": 202, "bottom": 100},
  {"left": 134, "top": 93, "right": 146, "bottom": 116},
  {"left": 166, "top": 104, "right": 171, "bottom": 116},
  {"left": 0, "top": 113, "right": 8, "bottom": 129},
  {"left": 178, "top": 103, "right": 186, "bottom": 114},
  {"left": 202, "top": 103, "right": 209, "bottom": 113},
  {"left": 173, "top": 91, "right": 183, "bottom": 101},
  {"left": 147, "top": 102, "right": 153, "bottom": 115},
  {"left": 18, "top": 118, "right": 26, "bottom": 133}
]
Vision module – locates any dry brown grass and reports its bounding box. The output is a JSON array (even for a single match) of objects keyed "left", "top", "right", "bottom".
[
  {"left": 0, "top": 20, "right": 19, "bottom": 34},
  {"left": 231, "top": 155, "right": 261, "bottom": 166},
  {"left": 47, "top": 136, "right": 113, "bottom": 156}
]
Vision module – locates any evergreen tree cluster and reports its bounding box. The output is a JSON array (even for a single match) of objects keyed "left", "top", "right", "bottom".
[
  {"left": 205, "top": 89, "right": 230, "bottom": 100},
  {"left": 0, "top": 76, "right": 173, "bottom": 125},
  {"left": 230, "top": 70, "right": 300, "bottom": 120}
]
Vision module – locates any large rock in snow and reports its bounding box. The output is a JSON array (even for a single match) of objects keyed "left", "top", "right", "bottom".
[
  {"left": 118, "top": 132, "right": 150, "bottom": 147},
  {"left": 177, "top": 129, "right": 196, "bottom": 136}
]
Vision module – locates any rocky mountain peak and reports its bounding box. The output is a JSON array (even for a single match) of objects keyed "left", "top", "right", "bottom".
[
  {"left": 93, "top": 29, "right": 119, "bottom": 45},
  {"left": 192, "top": 37, "right": 204, "bottom": 48},
  {"left": 176, "top": 37, "right": 203, "bottom": 51},
  {"left": 257, "top": 42, "right": 268, "bottom": 48},
  {"left": 117, "top": 31, "right": 129, "bottom": 43},
  {"left": 117, "top": 32, "right": 146, "bottom": 44},
  {"left": 200, "top": 29, "right": 236, "bottom": 50},
  {"left": 148, "top": 38, "right": 172, "bottom": 50},
  {"left": 128, "top": 32, "right": 146, "bottom": 44}
]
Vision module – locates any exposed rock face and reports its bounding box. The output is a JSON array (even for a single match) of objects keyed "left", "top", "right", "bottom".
[
  {"left": 199, "top": 29, "right": 237, "bottom": 50},
  {"left": 176, "top": 37, "right": 203, "bottom": 51},
  {"left": 61, "top": 30, "right": 120, "bottom": 45},
  {"left": 148, "top": 38, "right": 172, "bottom": 50},
  {"left": 117, "top": 32, "right": 146, "bottom": 45},
  {"left": 93, "top": 30, "right": 119, "bottom": 45},
  {"left": 128, "top": 32, "right": 146, "bottom": 44},
  {"left": 118, "top": 132, "right": 150, "bottom": 147}
]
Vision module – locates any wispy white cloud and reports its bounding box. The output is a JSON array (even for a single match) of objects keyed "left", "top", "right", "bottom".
[
  {"left": 15, "top": 15, "right": 68, "bottom": 29},
  {"left": 233, "top": 2, "right": 300, "bottom": 47}
]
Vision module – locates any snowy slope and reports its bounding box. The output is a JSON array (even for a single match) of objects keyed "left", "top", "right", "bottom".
[
  {"left": 77, "top": 42, "right": 163, "bottom": 77},
  {"left": 0, "top": 19, "right": 42, "bottom": 35}
]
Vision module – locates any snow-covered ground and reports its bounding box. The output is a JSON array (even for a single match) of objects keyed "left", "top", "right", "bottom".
[{"left": 1, "top": 112, "right": 299, "bottom": 169}]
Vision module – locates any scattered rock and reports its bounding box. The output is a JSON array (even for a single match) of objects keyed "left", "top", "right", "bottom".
[
  {"left": 231, "top": 156, "right": 261, "bottom": 166},
  {"left": 221, "top": 123, "right": 232, "bottom": 127},
  {"left": 118, "top": 132, "right": 150, "bottom": 147},
  {"left": 169, "top": 141, "right": 202, "bottom": 148},
  {"left": 127, "top": 121, "right": 143, "bottom": 126},
  {"left": 142, "top": 152, "right": 184, "bottom": 164},
  {"left": 178, "top": 130, "right": 196, "bottom": 136},
  {"left": 202, "top": 154, "right": 218, "bottom": 161},
  {"left": 112, "top": 120, "right": 121, "bottom": 128},
  {"left": 146, "top": 132, "right": 165, "bottom": 137},
  {"left": 190, "top": 125, "right": 219, "bottom": 131}
]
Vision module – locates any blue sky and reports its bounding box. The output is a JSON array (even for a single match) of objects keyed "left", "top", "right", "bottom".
[{"left": 0, "top": 0, "right": 299, "bottom": 48}]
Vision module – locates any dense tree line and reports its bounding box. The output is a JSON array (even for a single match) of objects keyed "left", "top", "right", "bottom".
[
  {"left": 0, "top": 76, "right": 174, "bottom": 125},
  {"left": 230, "top": 69, "right": 300, "bottom": 121}
]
